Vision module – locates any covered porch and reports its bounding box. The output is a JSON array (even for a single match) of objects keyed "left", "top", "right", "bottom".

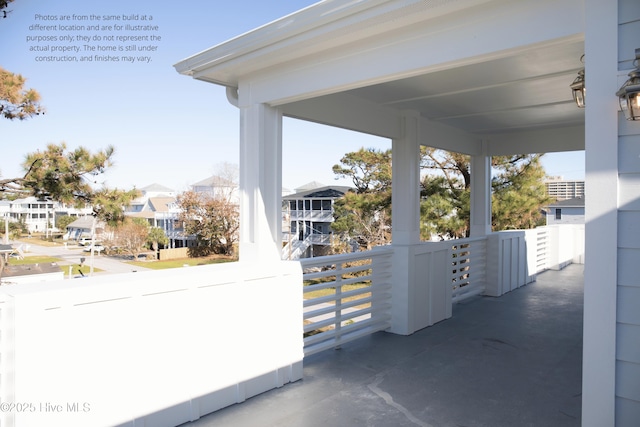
[{"left": 185, "top": 264, "right": 584, "bottom": 427}]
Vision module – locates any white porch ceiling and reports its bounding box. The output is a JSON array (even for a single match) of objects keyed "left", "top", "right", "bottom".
[{"left": 336, "top": 38, "right": 585, "bottom": 136}]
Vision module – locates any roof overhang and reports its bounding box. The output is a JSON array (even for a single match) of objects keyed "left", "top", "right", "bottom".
[{"left": 175, "top": 0, "right": 586, "bottom": 155}]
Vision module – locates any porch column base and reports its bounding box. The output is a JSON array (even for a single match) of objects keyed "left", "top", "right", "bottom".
[{"left": 390, "top": 243, "right": 453, "bottom": 335}]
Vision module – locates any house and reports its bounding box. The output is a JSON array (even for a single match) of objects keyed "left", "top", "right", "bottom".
[
  {"left": 125, "top": 183, "right": 189, "bottom": 248},
  {"left": 2, "top": 197, "right": 92, "bottom": 234},
  {"left": 64, "top": 217, "right": 105, "bottom": 242},
  {"left": 191, "top": 175, "right": 239, "bottom": 204},
  {"left": 546, "top": 197, "right": 585, "bottom": 225},
  {"left": 282, "top": 182, "right": 352, "bottom": 259},
  {"left": 1, "top": 1, "right": 638, "bottom": 427}
]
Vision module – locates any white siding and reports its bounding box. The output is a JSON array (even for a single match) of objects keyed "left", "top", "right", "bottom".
[{"left": 616, "top": 0, "right": 640, "bottom": 419}]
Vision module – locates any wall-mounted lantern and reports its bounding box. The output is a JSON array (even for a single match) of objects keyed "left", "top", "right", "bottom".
[
  {"left": 616, "top": 48, "right": 640, "bottom": 121},
  {"left": 570, "top": 54, "right": 585, "bottom": 108},
  {"left": 570, "top": 68, "right": 585, "bottom": 108}
]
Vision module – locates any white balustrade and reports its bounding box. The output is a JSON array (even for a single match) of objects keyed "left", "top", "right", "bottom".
[{"left": 301, "top": 247, "right": 393, "bottom": 356}]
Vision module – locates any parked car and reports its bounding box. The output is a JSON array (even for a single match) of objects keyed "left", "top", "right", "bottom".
[
  {"left": 83, "top": 244, "right": 104, "bottom": 253},
  {"left": 78, "top": 238, "right": 92, "bottom": 246}
]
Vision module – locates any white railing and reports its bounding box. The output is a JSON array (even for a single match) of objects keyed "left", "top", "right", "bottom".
[
  {"left": 282, "top": 236, "right": 311, "bottom": 260},
  {"left": 301, "top": 247, "right": 393, "bottom": 356},
  {"left": 308, "top": 233, "right": 331, "bottom": 245},
  {"left": 450, "top": 237, "right": 488, "bottom": 303},
  {"left": 282, "top": 234, "right": 333, "bottom": 260},
  {"left": 289, "top": 211, "right": 334, "bottom": 222},
  {"left": 529, "top": 227, "right": 551, "bottom": 273}
]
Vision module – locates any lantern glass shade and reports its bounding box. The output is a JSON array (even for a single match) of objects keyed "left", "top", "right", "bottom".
[
  {"left": 571, "top": 70, "right": 585, "bottom": 108},
  {"left": 617, "top": 71, "right": 640, "bottom": 121}
]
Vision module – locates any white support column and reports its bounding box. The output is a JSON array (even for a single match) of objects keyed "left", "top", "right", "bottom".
[
  {"left": 238, "top": 99, "right": 283, "bottom": 263},
  {"left": 392, "top": 111, "right": 421, "bottom": 245},
  {"left": 470, "top": 141, "right": 492, "bottom": 237},
  {"left": 582, "top": 0, "right": 619, "bottom": 425},
  {"left": 390, "top": 111, "right": 421, "bottom": 335}
]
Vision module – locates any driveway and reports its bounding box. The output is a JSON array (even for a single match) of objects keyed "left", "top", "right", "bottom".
[{"left": 13, "top": 239, "right": 153, "bottom": 276}]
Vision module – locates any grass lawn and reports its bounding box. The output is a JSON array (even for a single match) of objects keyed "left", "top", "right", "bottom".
[
  {"left": 15, "top": 236, "right": 67, "bottom": 248},
  {"left": 7, "top": 256, "right": 103, "bottom": 274},
  {"left": 9, "top": 256, "right": 61, "bottom": 265},
  {"left": 303, "top": 282, "right": 371, "bottom": 303},
  {"left": 127, "top": 255, "right": 236, "bottom": 270}
]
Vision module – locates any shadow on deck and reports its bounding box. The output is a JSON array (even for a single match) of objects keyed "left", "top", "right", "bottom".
[{"left": 183, "top": 264, "right": 584, "bottom": 427}]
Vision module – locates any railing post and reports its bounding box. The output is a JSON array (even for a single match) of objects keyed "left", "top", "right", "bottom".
[{"left": 334, "top": 262, "right": 343, "bottom": 349}]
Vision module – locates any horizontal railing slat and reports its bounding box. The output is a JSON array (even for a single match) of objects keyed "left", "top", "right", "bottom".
[{"left": 300, "top": 248, "right": 393, "bottom": 356}]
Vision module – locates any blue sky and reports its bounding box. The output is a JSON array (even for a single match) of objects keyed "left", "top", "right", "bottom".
[{"left": 1, "top": 0, "right": 584, "bottom": 193}]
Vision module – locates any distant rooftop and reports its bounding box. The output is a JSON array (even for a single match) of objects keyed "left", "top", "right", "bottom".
[{"left": 140, "top": 183, "right": 175, "bottom": 194}]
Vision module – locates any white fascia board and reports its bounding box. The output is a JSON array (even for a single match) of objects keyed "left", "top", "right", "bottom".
[
  {"left": 173, "top": 0, "right": 495, "bottom": 87},
  {"left": 173, "top": 0, "right": 405, "bottom": 81},
  {"left": 485, "top": 125, "right": 585, "bottom": 156}
]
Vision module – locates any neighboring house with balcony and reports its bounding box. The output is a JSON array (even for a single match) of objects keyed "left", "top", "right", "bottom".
[
  {"left": 2, "top": 197, "right": 93, "bottom": 235},
  {"left": 546, "top": 197, "right": 585, "bottom": 225},
  {"left": 125, "top": 183, "right": 189, "bottom": 248},
  {"left": 282, "top": 182, "right": 352, "bottom": 259},
  {"left": 191, "top": 175, "right": 239, "bottom": 204}
]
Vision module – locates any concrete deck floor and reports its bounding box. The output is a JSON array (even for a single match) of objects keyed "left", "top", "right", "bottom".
[{"left": 183, "top": 264, "right": 584, "bottom": 427}]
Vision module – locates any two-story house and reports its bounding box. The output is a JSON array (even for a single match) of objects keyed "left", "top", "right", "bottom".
[{"left": 282, "top": 182, "right": 352, "bottom": 259}]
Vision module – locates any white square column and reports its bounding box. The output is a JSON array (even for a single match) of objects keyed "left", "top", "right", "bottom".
[
  {"left": 470, "top": 141, "right": 491, "bottom": 237},
  {"left": 390, "top": 111, "right": 422, "bottom": 335},
  {"left": 392, "top": 111, "right": 421, "bottom": 246},
  {"left": 238, "top": 100, "right": 283, "bottom": 263},
  {"left": 583, "top": 0, "right": 619, "bottom": 424}
]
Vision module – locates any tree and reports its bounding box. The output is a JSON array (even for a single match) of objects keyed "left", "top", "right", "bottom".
[
  {"left": 0, "top": 143, "right": 138, "bottom": 280},
  {"left": 110, "top": 218, "right": 149, "bottom": 259},
  {"left": 1, "top": 0, "right": 15, "bottom": 16},
  {"left": 55, "top": 215, "right": 77, "bottom": 233},
  {"left": 331, "top": 147, "right": 550, "bottom": 250},
  {"left": 2, "top": 142, "right": 112, "bottom": 198},
  {"left": 147, "top": 226, "right": 168, "bottom": 256},
  {"left": 491, "top": 154, "right": 550, "bottom": 230},
  {"left": 177, "top": 190, "right": 239, "bottom": 256},
  {"left": 332, "top": 148, "right": 392, "bottom": 194},
  {"left": 331, "top": 148, "right": 392, "bottom": 250},
  {"left": 0, "top": 67, "right": 45, "bottom": 120},
  {"left": 0, "top": 219, "right": 24, "bottom": 241},
  {"left": 419, "top": 148, "right": 471, "bottom": 239},
  {"left": 421, "top": 151, "right": 550, "bottom": 238}
]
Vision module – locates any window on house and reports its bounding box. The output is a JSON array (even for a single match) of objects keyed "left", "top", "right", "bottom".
[
  {"left": 322, "top": 200, "right": 331, "bottom": 211},
  {"left": 312, "top": 200, "right": 321, "bottom": 210},
  {"left": 304, "top": 200, "right": 311, "bottom": 210},
  {"left": 555, "top": 208, "right": 562, "bottom": 220},
  {"left": 297, "top": 200, "right": 304, "bottom": 210},
  {"left": 289, "top": 201, "right": 296, "bottom": 211}
]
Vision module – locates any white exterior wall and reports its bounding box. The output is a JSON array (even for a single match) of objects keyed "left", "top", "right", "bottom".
[
  {"left": 584, "top": 0, "right": 640, "bottom": 425},
  {"left": 616, "top": 133, "right": 640, "bottom": 420},
  {"left": 616, "top": 1, "right": 640, "bottom": 421},
  {"left": 546, "top": 206, "right": 585, "bottom": 225}
]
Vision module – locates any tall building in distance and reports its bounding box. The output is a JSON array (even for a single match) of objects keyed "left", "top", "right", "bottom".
[{"left": 544, "top": 176, "right": 585, "bottom": 201}]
